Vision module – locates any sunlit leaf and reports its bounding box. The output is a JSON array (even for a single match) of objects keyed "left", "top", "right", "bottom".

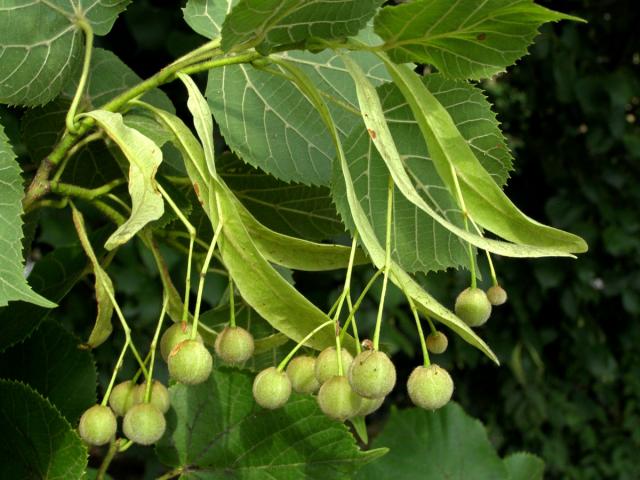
[
  {"left": 221, "top": 0, "right": 383, "bottom": 53},
  {"left": 0, "top": 0, "right": 130, "bottom": 106},
  {"left": 374, "top": 0, "right": 583, "bottom": 80}
]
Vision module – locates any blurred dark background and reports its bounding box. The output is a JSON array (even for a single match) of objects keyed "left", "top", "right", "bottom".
[{"left": 3, "top": 1, "right": 639, "bottom": 478}]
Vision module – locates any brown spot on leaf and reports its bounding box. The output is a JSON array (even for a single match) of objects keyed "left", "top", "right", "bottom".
[
  {"left": 368, "top": 129, "right": 377, "bottom": 140},
  {"left": 477, "top": 33, "right": 487, "bottom": 41}
]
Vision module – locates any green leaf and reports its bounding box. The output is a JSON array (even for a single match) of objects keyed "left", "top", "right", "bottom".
[
  {"left": 381, "top": 60, "right": 587, "bottom": 254},
  {"left": 0, "top": 240, "right": 91, "bottom": 352},
  {"left": 221, "top": 0, "right": 383, "bottom": 53},
  {"left": 183, "top": 0, "right": 234, "bottom": 39},
  {"left": 0, "top": 123, "right": 55, "bottom": 308},
  {"left": 70, "top": 205, "right": 114, "bottom": 348},
  {"left": 356, "top": 403, "right": 508, "bottom": 480},
  {"left": 220, "top": 153, "right": 345, "bottom": 241},
  {"left": 280, "top": 59, "right": 498, "bottom": 362},
  {"left": 504, "top": 453, "right": 545, "bottom": 480},
  {"left": 207, "top": 43, "right": 389, "bottom": 185},
  {"left": 82, "top": 110, "right": 164, "bottom": 250},
  {"left": 141, "top": 105, "right": 359, "bottom": 351},
  {"left": 0, "top": 0, "right": 130, "bottom": 106},
  {"left": 374, "top": 0, "right": 584, "bottom": 80},
  {"left": 0, "top": 380, "right": 87, "bottom": 479},
  {"left": 0, "top": 320, "right": 97, "bottom": 424},
  {"left": 156, "top": 368, "right": 386, "bottom": 478}
]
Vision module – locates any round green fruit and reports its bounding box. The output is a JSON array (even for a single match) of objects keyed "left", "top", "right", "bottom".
[
  {"left": 454, "top": 287, "right": 492, "bottom": 327},
  {"left": 407, "top": 364, "right": 454, "bottom": 411},
  {"left": 317, "top": 375, "right": 362, "bottom": 421},
  {"left": 286, "top": 356, "right": 320, "bottom": 394},
  {"left": 358, "top": 396, "right": 385, "bottom": 417},
  {"left": 487, "top": 285, "right": 508, "bottom": 306},
  {"left": 168, "top": 340, "right": 213, "bottom": 385},
  {"left": 108, "top": 380, "right": 138, "bottom": 416},
  {"left": 78, "top": 404, "right": 117, "bottom": 446},
  {"left": 314, "top": 347, "right": 354, "bottom": 385},
  {"left": 134, "top": 380, "right": 170, "bottom": 414},
  {"left": 214, "top": 326, "right": 255, "bottom": 364},
  {"left": 426, "top": 331, "right": 448, "bottom": 354},
  {"left": 123, "top": 403, "right": 166, "bottom": 445},
  {"left": 252, "top": 367, "right": 291, "bottom": 409},
  {"left": 348, "top": 350, "right": 396, "bottom": 399},
  {"left": 160, "top": 322, "right": 203, "bottom": 362}
]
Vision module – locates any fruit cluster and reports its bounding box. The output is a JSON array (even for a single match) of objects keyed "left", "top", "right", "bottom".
[
  {"left": 252, "top": 334, "right": 453, "bottom": 421},
  {"left": 78, "top": 283, "right": 508, "bottom": 446},
  {"left": 78, "top": 322, "right": 255, "bottom": 446},
  {"left": 454, "top": 285, "right": 507, "bottom": 327}
]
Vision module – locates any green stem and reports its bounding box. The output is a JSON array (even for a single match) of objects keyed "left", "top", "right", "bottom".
[
  {"left": 276, "top": 319, "right": 335, "bottom": 372},
  {"left": 103, "top": 286, "right": 149, "bottom": 380},
  {"left": 407, "top": 294, "right": 430, "bottom": 367},
  {"left": 66, "top": 19, "right": 94, "bottom": 133},
  {"left": 157, "top": 183, "right": 196, "bottom": 323},
  {"left": 346, "top": 294, "right": 361, "bottom": 354},
  {"left": 96, "top": 438, "right": 120, "bottom": 480},
  {"left": 191, "top": 221, "right": 223, "bottom": 339},
  {"left": 92, "top": 199, "right": 126, "bottom": 226},
  {"left": 101, "top": 340, "right": 129, "bottom": 406},
  {"left": 156, "top": 467, "right": 184, "bottom": 480},
  {"left": 339, "top": 269, "right": 383, "bottom": 343},
  {"left": 51, "top": 132, "right": 103, "bottom": 183},
  {"left": 448, "top": 163, "right": 477, "bottom": 288},
  {"left": 336, "top": 325, "right": 344, "bottom": 376},
  {"left": 178, "top": 52, "right": 261, "bottom": 76},
  {"left": 425, "top": 315, "right": 438, "bottom": 334},
  {"left": 118, "top": 439, "right": 134, "bottom": 452},
  {"left": 131, "top": 352, "right": 151, "bottom": 384},
  {"left": 468, "top": 217, "right": 499, "bottom": 287},
  {"left": 373, "top": 176, "right": 394, "bottom": 350},
  {"left": 229, "top": 278, "right": 236, "bottom": 328},
  {"left": 50, "top": 178, "right": 125, "bottom": 200},
  {"left": 145, "top": 297, "right": 168, "bottom": 402},
  {"left": 31, "top": 198, "right": 69, "bottom": 210}
]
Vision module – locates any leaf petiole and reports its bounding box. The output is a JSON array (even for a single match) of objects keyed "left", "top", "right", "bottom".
[{"left": 65, "top": 18, "right": 94, "bottom": 134}]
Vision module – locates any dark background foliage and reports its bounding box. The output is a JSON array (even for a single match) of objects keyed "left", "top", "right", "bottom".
[{"left": 2, "top": 1, "right": 638, "bottom": 478}]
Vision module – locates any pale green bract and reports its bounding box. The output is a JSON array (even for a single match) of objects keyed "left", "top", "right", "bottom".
[
  {"left": 138, "top": 104, "right": 360, "bottom": 351},
  {"left": 380, "top": 60, "right": 587, "bottom": 254},
  {"left": 338, "top": 61, "right": 516, "bottom": 272},
  {"left": 81, "top": 110, "right": 164, "bottom": 250},
  {"left": 374, "top": 0, "right": 584, "bottom": 80},
  {"left": 0, "top": 123, "right": 55, "bottom": 308},
  {"left": 220, "top": 0, "right": 383, "bottom": 53},
  {"left": 70, "top": 206, "right": 114, "bottom": 348},
  {"left": 220, "top": 154, "right": 345, "bottom": 241},
  {"left": 0, "top": 0, "right": 130, "bottom": 106},
  {"left": 276, "top": 59, "right": 499, "bottom": 363}
]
